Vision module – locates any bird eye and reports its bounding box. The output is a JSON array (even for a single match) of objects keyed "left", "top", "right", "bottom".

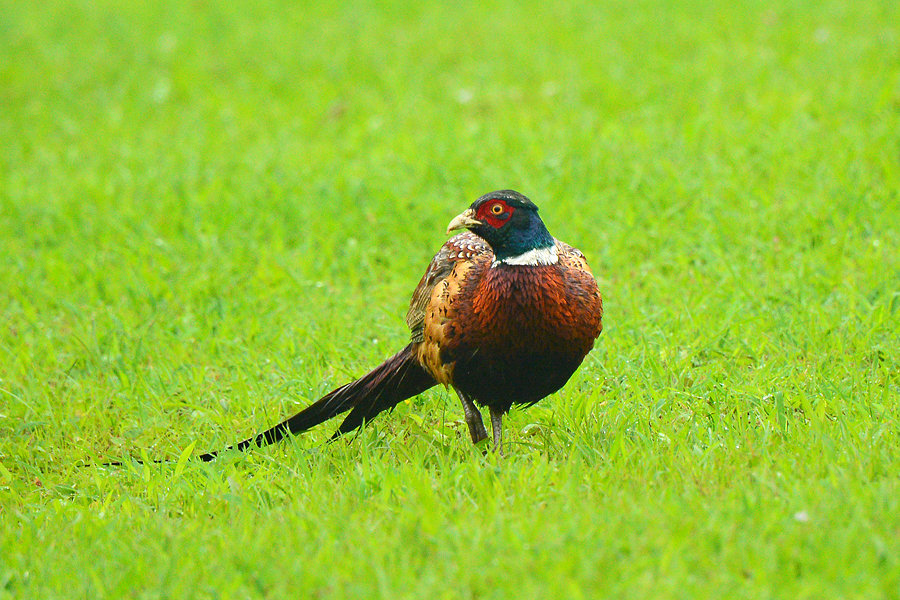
[{"left": 491, "top": 203, "right": 504, "bottom": 215}]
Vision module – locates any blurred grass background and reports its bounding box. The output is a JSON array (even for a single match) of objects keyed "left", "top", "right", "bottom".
[{"left": 1, "top": 0, "right": 899, "bottom": 597}]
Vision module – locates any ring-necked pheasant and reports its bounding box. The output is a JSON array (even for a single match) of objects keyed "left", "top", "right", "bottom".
[{"left": 199, "top": 190, "right": 602, "bottom": 460}]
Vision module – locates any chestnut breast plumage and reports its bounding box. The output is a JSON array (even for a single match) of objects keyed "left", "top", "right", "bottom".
[{"left": 413, "top": 234, "right": 603, "bottom": 410}]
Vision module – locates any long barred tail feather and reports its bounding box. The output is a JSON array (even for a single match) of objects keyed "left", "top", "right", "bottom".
[{"left": 197, "top": 344, "right": 435, "bottom": 461}]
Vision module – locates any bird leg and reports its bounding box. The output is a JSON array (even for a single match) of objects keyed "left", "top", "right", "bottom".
[
  {"left": 489, "top": 407, "right": 504, "bottom": 455},
  {"left": 457, "top": 391, "right": 488, "bottom": 445}
]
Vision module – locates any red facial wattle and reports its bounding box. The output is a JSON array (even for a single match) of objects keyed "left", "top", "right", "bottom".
[{"left": 476, "top": 200, "right": 515, "bottom": 229}]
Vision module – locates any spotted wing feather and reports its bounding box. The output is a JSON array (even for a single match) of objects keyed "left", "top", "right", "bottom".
[
  {"left": 555, "top": 239, "right": 603, "bottom": 337},
  {"left": 406, "top": 232, "right": 491, "bottom": 343}
]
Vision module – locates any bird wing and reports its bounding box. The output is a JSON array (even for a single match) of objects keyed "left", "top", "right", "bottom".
[
  {"left": 555, "top": 239, "right": 590, "bottom": 261},
  {"left": 555, "top": 239, "right": 604, "bottom": 336},
  {"left": 406, "top": 232, "right": 491, "bottom": 343}
]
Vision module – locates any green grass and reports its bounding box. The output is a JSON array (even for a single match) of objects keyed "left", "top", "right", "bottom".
[{"left": 2, "top": 0, "right": 899, "bottom": 597}]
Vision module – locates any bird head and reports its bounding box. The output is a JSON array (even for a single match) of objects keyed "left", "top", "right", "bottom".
[{"left": 446, "top": 190, "right": 555, "bottom": 262}]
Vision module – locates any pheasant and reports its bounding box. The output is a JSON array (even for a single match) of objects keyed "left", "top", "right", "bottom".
[{"left": 198, "top": 190, "right": 602, "bottom": 460}]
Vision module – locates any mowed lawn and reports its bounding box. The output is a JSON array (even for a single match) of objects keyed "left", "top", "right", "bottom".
[{"left": 1, "top": 0, "right": 898, "bottom": 597}]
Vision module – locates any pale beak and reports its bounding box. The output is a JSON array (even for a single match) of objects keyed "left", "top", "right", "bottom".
[{"left": 446, "top": 208, "right": 482, "bottom": 234}]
